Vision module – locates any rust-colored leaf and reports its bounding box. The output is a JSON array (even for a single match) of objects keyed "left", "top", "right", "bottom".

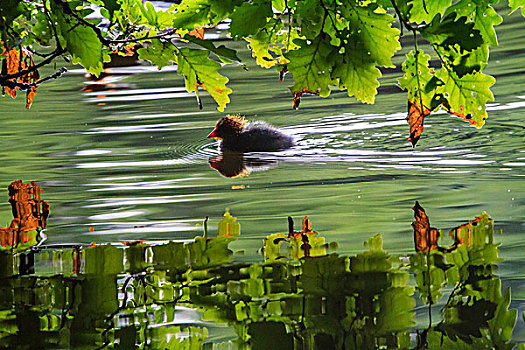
[
  {"left": 407, "top": 100, "right": 431, "bottom": 147},
  {"left": 293, "top": 87, "right": 317, "bottom": 110},
  {"left": 1, "top": 45, "right": 40, "bottom": 108},
  {"left": 0, "top": 180, "right": 49, "bottom": 247},
  {"left": 279, "top": 64, "right": 288, "bottom": 82},
  {"left": 412, "top": 201, "right": 439, "bottom": 252},
  {"left": 188, "top": 26, "right": 204, "bottom": 40}
]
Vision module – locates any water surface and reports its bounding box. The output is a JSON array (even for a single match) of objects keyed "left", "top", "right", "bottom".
[{"left": 0, "top": 8, "right": 524, "bottom": 344}]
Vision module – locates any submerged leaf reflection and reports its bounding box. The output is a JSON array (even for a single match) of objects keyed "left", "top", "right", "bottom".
[{"left": 0, "top": 206, "right": 519, "bottom": 349}]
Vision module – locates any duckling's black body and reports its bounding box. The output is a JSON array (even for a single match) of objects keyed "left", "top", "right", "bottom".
[{"left": 208, "top": 115, "right": 294, "bottom": 152}]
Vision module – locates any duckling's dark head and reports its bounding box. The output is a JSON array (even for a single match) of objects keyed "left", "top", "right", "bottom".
[{"left": 207, "top": 114, "right": 247, "bottom": 140}]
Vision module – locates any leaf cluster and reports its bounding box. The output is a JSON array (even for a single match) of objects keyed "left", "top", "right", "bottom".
[{"left": 0, "top": 0, "right": 524, "bottom": 142}]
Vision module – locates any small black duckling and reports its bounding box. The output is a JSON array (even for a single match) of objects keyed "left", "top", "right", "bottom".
[{"left": 207, "top": 114, "right": 294, "bottom": 152}]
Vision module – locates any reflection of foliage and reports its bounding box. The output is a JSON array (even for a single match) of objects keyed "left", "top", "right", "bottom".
[
  {"left": 0, "top": 207, "right": 520, "bottom": 349},
  {"left": 264, "top": 216, "right": 331, "bottom": 260},
  {"left": 410, "top": 203, "right": 517, "bottom": 349},
  {"left": 0, "top": 180, "right": 48, "bottom": 251}
]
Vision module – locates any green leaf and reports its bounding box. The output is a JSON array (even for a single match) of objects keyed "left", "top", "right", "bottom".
[
  {"left": 176, "top": 48, "right": 232, "bottom": 111},
  {"left": 0, "top": 0, "right": 29, "bottom": 23},
  {"left": 137, "top": 40, "right": 177, "bottom": 68},
  {"left": 246, "top": 30, "right": 278, "bottom": 68},
  {"left": 296, "top": 0, "right": 324, "bottom": 38},
  {"left": 140, "top": 1, "right": 158, "bottom": 25},
  {"left": 398, "top": 50, "right": 437, "bottom": 109},
  {"left": 422, "top": 14, "right": 484, "bottom": 52},
  {"left": 102, "top": 0, "right": 120, "bottom": 19},
  {"left": 334, "top": 53, "right": 381, "bottom": 104},
  {"left": 436, "top": 69, "right": 495, "bottom": 127},
  {"left": 229, "top": 0, "right": 273, "bottom": 38},
  {"left": 445, "top": 0, "right": 502, "bottom": 47},
  {"left": 339, "top": 2, "right": 401, "bottom": 68},
  {"left": 448, "top": 44, "right": 489, "bottom": 77},
  {"left": 409, "top": 0, "right": 451, "bottom": 23},
  {"left": 182, "top": 35, "right": 242, "bottom": 62},
  {"left": 51, "top": 1, "right": 104, "bottom": 76},
  {"left": 285, "top": 37, "right": 337, "bottom": 97},
  {"left": 172, "top": 0, "right": 213, "bottom": 30},
  {"left": 509, "top": 0, "right": 525, "bottom": 16}
]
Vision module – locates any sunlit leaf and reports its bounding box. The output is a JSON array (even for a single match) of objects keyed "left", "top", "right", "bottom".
[
  {"left": 339, "top": 2, "right": 401, "bottom": 68},
  {"left": 137, "top": 39, "right": 177, "bottom": 69},
  {"left": 436, "top": 69, "right": 495, "bottom": 128},
  {"left": 246, "top": 30, "right": 278, "bottom": 68},
  {"left": 171, "top": 0, "right": 213, "bottom": 30},
  {"left": 398, "top": 50, "right": 436, "bottom": 109},
  {"left": 285, "top": 37, "right": 336, "bottom": 99},
  {"left": 509, "top": 0, "right": 525, "bottom": 16},
  {"left": 52, "top": 1, "right": 104, "bottom": 76},
  {"left": 422, "top": 14, "right": 483, "bottom": 52},
  {"left": 176, "top": 48, "right": 232, "bottom": 111},
  {"left": 445, "top": 0, "right": 503, "bottom": 47},
  {"left": 333, "top": 47, "right": 382, "bottom": 104},
  {"left": 409, "top": 0, "right": 451, "bottom": 23}
]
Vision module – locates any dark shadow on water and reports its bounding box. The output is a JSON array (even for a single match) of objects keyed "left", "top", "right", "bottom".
[{"left": 209, "top": 150, "right": 278, "bottom": 178}]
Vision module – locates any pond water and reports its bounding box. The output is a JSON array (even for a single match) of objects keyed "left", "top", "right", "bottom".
[{"left": 0, "top": 7, "right": 524, "bottom": 349}]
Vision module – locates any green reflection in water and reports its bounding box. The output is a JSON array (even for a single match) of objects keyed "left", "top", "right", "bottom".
[{"left": 0, "top": 212, "right": 519, "bottom": 349}]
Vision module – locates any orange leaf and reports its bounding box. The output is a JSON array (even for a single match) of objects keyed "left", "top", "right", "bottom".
[
  {"left": 0, "top": 180, "right": 49, "bottom": 247},
  {"left": 188, "top": 26, "right": 204, "bottom": 40},
  {"left": 26, "top": 86, "right": 37, "bottom": 109},
  {"left": 448, "top": 215, "right": 484, "bottom": 248},
  {"left": 412, "top": 201, "right": 439, "bottom": 252},
  {"left": 293, "top": 87, "right": 317, "bottom": 110},
  {"left": 406, "top": 100, "right": 431, "bottom": 147}
]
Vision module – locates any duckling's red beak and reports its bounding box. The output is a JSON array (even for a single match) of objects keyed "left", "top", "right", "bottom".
[{"left": 207, "top": 128, "right": 221, "bottom": 140}]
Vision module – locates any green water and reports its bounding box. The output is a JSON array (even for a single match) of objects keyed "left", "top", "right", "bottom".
[{"left": 0, "top": 8, "right": 524, "bottom": 348}]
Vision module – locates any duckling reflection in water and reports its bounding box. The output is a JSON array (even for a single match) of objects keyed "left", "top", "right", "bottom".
[
  {"left": 209, "top": 151, "right": 278, "bottom": 178},
  {"left": 207, "top": 114, "right": 294, "bottom": 152}
]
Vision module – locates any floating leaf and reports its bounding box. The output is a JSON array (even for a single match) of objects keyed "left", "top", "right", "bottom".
[
  {"left": 0, "top": 180, "right": 49, "bottom": 250},
  {"left": 176, "top": 48, "right": 232, "bottom": 111},
  {"left": 448, "top": 212, "right": 494, "bottom": 248}
]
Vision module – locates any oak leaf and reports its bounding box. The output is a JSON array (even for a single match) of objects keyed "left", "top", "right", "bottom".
[{"left": 407, "top": 101, "right": 431, "bottom": 147}]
